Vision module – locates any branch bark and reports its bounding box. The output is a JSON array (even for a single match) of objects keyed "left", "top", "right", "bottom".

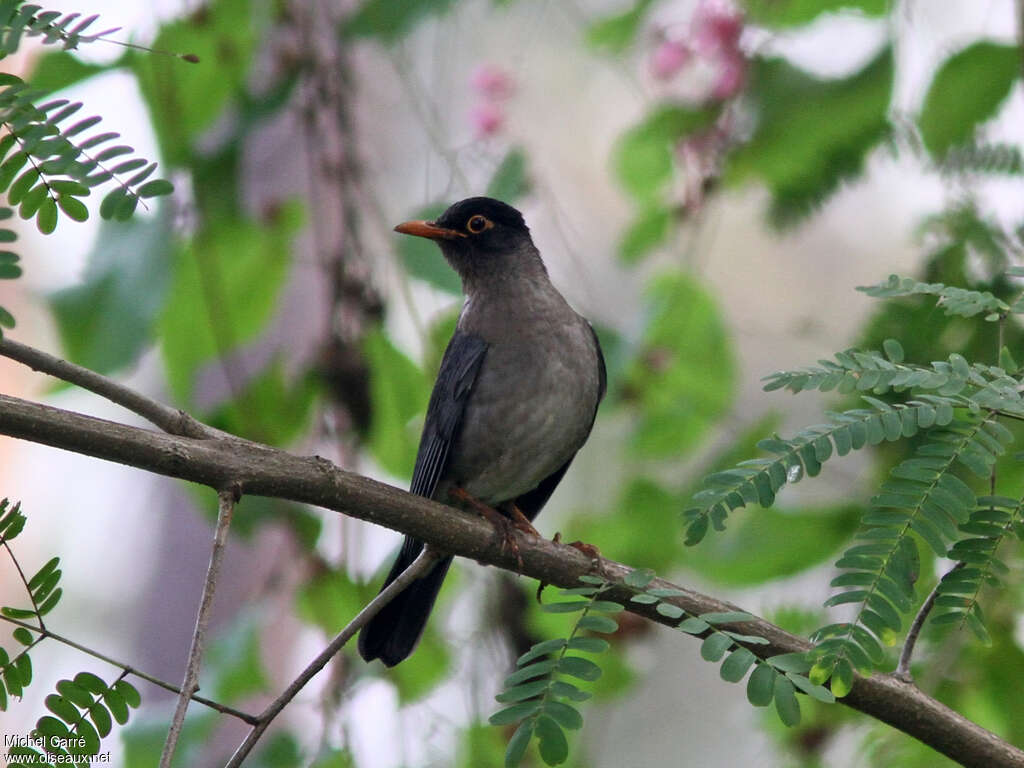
[{"left": 0, "top": 392, "right": 1021, "bottom": 768}]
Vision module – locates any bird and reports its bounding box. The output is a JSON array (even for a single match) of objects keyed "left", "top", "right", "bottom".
[{"left": 357, "top": 196, "right": 606, "bottom": 667}]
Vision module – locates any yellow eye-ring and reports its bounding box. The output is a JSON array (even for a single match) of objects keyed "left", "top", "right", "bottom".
[{"left": 466, "top": 215, "right": 491, "bottom": 233}]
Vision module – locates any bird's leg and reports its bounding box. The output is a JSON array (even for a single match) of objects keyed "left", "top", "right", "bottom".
[
  {"left": 449, "top": 487, "right": 523, "bottom": 570},
  {"left": 500, "top": 502, "right": 541, "bottom": 536}
]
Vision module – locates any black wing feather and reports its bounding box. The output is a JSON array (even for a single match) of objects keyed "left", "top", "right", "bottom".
[{"left": 410, "top": 330, "right": 489, "bottom": 498}]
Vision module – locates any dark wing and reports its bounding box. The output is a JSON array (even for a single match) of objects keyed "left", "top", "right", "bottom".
[
  {"left": 410, "top": 330, "right": 489, "bottom": 499},
  {"left": 513, "top": 321, "right": 607, "bottom": 520}
]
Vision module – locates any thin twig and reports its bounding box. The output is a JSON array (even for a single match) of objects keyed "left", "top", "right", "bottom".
[
  {"left": 225, "top": 548, "right": 442, "bottom": 768},
  {"left": 160, "top": 488, "right": 238, "bottom": 768},
  {"left": 896, "top": 562, "right": 965, "bottom": 682},
  {"left": 0, "top": 336, "right": 226, "bottom": 440},
  {"left": 0, "top": 613, "right": 258, "bottom": 723}
]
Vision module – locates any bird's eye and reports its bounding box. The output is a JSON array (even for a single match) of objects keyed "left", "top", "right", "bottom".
[{"left": 466, "top": 215, "right": 490, "bottom": 233}]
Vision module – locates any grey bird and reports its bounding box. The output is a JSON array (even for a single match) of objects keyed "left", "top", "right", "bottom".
[{"left": 357, "top": 197, "right": 606, "bottom": 667}]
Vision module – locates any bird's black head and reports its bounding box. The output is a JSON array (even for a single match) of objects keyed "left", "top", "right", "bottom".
[{"left": 394, "top": 197, "right": 543, "bottom": 291}]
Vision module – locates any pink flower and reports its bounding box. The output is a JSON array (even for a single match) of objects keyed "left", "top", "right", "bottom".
[
  {"left": 711, "top": 53, "right": 746, "bottom": 100},
  {"left": 692, "top": 0, "right": 743, "bottom": 56},
  {"left": 471, "top": 102, "right": 504, "bottom": 138},
  {"left": 470, "top": 65, "right": 515, "bottom": 100},
  {"left": 650, "top": 39, "right": 691, "bottom": 80}
]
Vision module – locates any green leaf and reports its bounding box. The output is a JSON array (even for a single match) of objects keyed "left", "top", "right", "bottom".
[
  {"left": 342, "top": 0, "right": 456, "bottom": 42},
  {"left": 486, "top": 147, "right": 530, "bottom": 202},
  {"left": 585, "top": 0, "right": 653, "bottom": 52},
  {"left": 130, "top": 0, "right": 259, "bottom": 166},
  {"left": 577, "top": 615, "right": 618, "bottom": 634},
  {"left": 742, "top": 0, "right": 888, "bottom": 27},
  {"left": 490, "top": 701, "right": 542, "bottom": 726},
  {"left": 918, "top": 42, "right": 1020, "bottom": 158},
  {"left": 746, "top": 663, "right": 776, "bottom": 706},
  {"left": 504, "top": 660, "right": 558, "bottom": 687},
  {"left": 614, "top": 105, "right": 718, "bottom": 202},
  {"left": 544, "top": 700, "right": 583, "bottom": 730},
  {"left": 773, "top": 674, "right": 801, "bottom": 726},
  {"left": 700, "top": 633, "right": 733, "bottom": 662},
  {"left": 618, "top": 204, "right": 672, "bottom": 263},
  {"left": 363, "top": 328, "right": 429, "bottom": 477},
  {"left": 496, "top": 680, "right": 550, "bottom": 704},
  {"left": 51, "top": 214, "right": 173, "bottom": 375},
  {"left": 720, "top": 647, "right": 757, "bottom": 682},
  {"left": 726, "top": 47, "right": 893, "bottom": 227},
  {"left": 158, "top": 203, "right": 303, "bottom": 405},
  {"left": 535, "top": 715, "right": 569, "bottom": 765},
  {"left": 559, "top": 656, "right": 602, "bottom": 681},
  {"left": 504, "top": 720, "right": 534, "bottom": 768},
  {"left": 626, "top": 272, "right": 734, "bottom": 457}
]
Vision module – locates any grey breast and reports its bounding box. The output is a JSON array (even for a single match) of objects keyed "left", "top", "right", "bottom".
[{"left": 446, "top": 284, "right": 600, "bottom": 505}]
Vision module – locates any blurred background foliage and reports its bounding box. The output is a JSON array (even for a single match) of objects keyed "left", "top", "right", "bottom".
[{"left": 1, "top": 0, "right": 1023, "bottom": 766}]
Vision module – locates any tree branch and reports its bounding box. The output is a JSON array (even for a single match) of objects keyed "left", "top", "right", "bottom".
[
  {"left": 0, "top": 392, "right": 1022, "bottom": 767},
  {"left": 160, "top": 487, "right": 237, "bottom": 768},
  {"left": 0, "top": 337, "right": 225, "bottom": 439},
  {"left": 225, "top": 548, "right": 442, "bottom": 767}
]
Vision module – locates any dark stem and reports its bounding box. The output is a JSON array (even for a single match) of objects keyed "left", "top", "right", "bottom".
[
  {"left": 0, "top": 613, "right": 258, "bottom": 724},
  {"left": 160, "top": 488, "right": 238, "bottom": 767},
  {"left": 224, "top": 549, "right": 442, "bottom": 767},
  {"left": 896, "top": 562, "right": 965, "bottom": 682}
]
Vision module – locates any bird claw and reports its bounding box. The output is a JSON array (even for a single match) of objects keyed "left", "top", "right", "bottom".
[{"left": 450, "top": 487, "right": 525, "bottom": 572}]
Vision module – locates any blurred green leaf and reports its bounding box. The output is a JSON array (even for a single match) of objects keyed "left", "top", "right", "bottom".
[
  {"left": 614, "top": 105, "right": 719, "bottom": 202},
  {"left": 205, "top": 359, "right": 319, "bottom": 446},
  {"left": 572, "top": 477, "right": 683, "bottom": 572},
  {"left": 158, "top": 202, "right": 303, "bottom": 404},
  {"left": 51, "top": 213, "right": 173, "bottom": 374},
  {"left": 397, "top": 202, "right": 462, "bottom": 295},
  {"left": 364, "top": 328, "right": 429, "bottom": 477},
  {"left": 684, "top": 504, "right": 861, "bottom": 586},
  {"left": 205, "top": 613, "right": 269, "bottom": 702},
  {"left": 131, "top": 0, "right": 259, "bottom": 166},
  {"left": 918, "top": 42, "right": 1020, "bottom": 159},
  {"left": 726, "top": 47, "right": 893, "bottom": 227},
  {"left": 626, "top": 272, "right": 735, "bottom": 457},
  {"left": 487, "top": 147, "right": 531, "bottom": 202},
  {"left": 250, "top": 732, "right": 303, "bottom": 768},
  {"left": 343, "top": 0, "right": 457, "bottom": 42},
  {"left": 30, "top": 50, "right": 123, "bottom": 93},
  {"left": 585, "top": 0, "right": 653, "bottom": 53},
  {"left": 618, "top": 204, "right": 672, "bottom": 263},
  {"left": 742, "top": 0, "right": 887, "bottom": 27}
]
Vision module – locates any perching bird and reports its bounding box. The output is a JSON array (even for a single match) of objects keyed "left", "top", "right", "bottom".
[{"left": 357, "top": 197, "right": 606, "bottom": 667}]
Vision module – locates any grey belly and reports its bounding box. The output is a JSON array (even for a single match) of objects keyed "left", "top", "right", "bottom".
[{"left": 444, "top": 334, "right": 597, "bottom": 504}]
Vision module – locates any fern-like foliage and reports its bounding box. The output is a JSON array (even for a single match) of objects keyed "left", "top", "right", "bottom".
[
  {"left": 1, "top": 498, "right": 144, "bottom": 765},
  {"left": 493, "top": 570, "right": 835, "bottom": 765},
  {"left": 0, "top": 73, "right": 173, "bottom": 235},
  {"left": 856, "top": 274, "right": 1011, "bottom": 320},
  {"left": 0, "top": 498, "right": 62, "bottom": 714},
  {"left": 0, "top": 1, "right": 120, "bottom": 57},
  {"left": 683, "top": 397, "right": 955, "bottom": 544},
  {"left": 931, "top": 494, "right": 1024, "bottom": 643},
  {"left": 808, "top": 416, "right": 1009, "bottom": 694},
  {"left": 7, "top": 673, "right": 141, "bottom": 764},
  {"left": 763, "top": 343, "right": 1024, "bottom": 418},
  {"left": 491, "top": 575, "right": 620, "bottom": 767},
  {"left": 938, "top": 142, "right": 1023, "bottom": 176},
  {"left": 0, "top": 73, "right": 173, "bottom": 334}
]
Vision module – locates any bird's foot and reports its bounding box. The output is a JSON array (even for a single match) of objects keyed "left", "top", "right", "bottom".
[
  {"left": 568, "top": 540, "right": 601, "bottom": 559},
  {"left": 502, "top": 502, "right": 541, "bottom": 536},
  {"left": 450, "top": 487, "right": 524, "bottom": 571}
]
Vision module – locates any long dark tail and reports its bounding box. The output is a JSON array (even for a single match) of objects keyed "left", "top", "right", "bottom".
[{"left": 357, "top": 536, "right": 453, "bottom": 667}]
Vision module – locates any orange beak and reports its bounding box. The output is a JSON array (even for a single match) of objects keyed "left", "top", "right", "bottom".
[{"left": 393, "top": 220, "right": 466, "bottom": 240}]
